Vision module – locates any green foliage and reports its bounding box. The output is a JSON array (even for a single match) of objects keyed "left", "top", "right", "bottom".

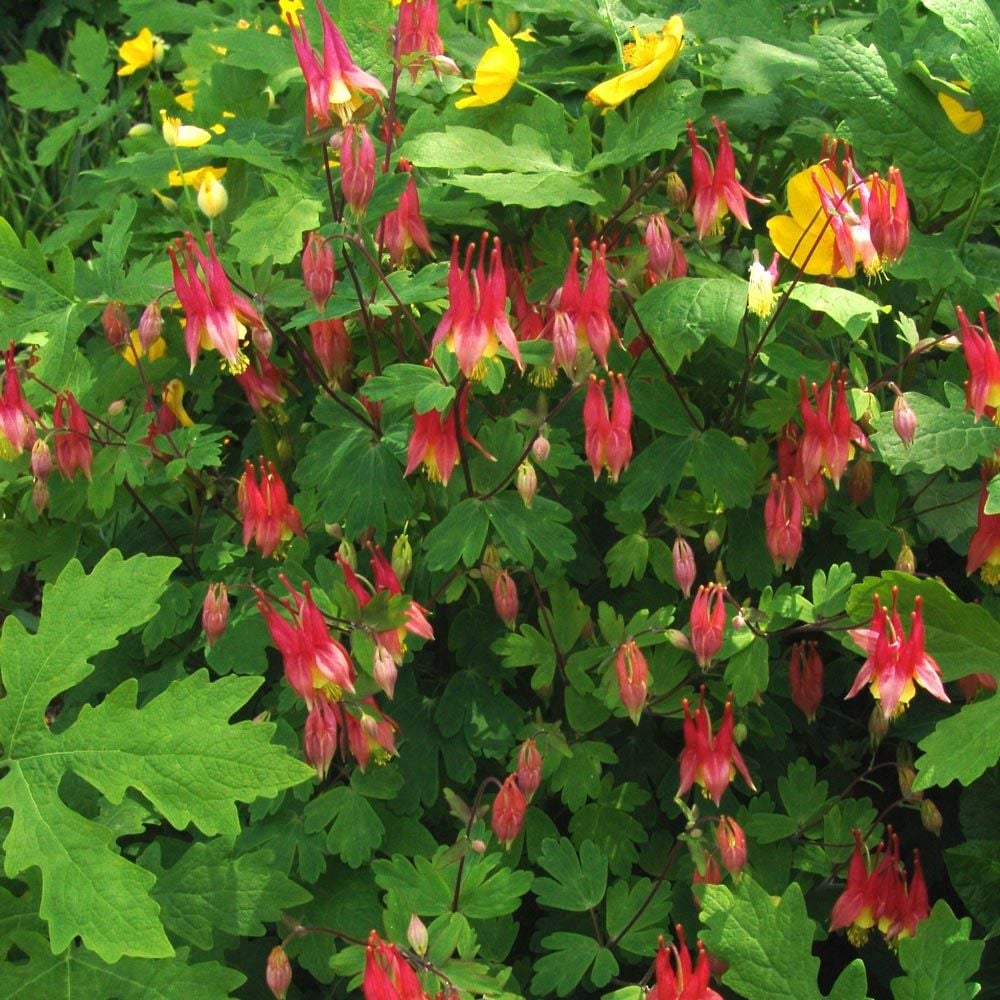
[{"left": 891, "top": 902, "right": 984, "bottom": 1000}]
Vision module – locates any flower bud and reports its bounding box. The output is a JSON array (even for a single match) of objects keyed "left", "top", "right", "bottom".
[
  {"left": 849, "top": 454, "right": 872, "bottom": 506},
  {"left": 869, "top": 703, "right": 890, "bottom": 747},
  {"left": 893, "top": 393, "right": 917, "bottom": 448},
  {"left": 202, "top": 582, "right": 229, "bottom": 647},
  {"left": 665, "top": 171, "right": 687, "bottom": 207},
  {"left": 108, "top": 398, "right": 126, "bottom": 417},
  {"left": 747, "top": 250, "right": 778, "bottom": 319},
  {"left": 373, "top": 643, "right": 398, "bottom": 699},
  {"left": 715, "top": 816, "right": 747, "bottom": 876},
  {"left": 491, "top": 774, "right": 526, "bottom": 849},
  {"left": 471, "top": 838, "right": 486, "bottom": 853},
  {"left": 31, "top": 438, "right": 53, "bottom": 481},
  {"left": 672, "top": 536, "right": 697, "bottom": 598},
  {"left": 310, "top": 317, "right": 353, "bottom": 380},
  {"left": 32, "top": 478, "right": 49, "bottom": 514},
  {"left": 406, "top": 914, "right": 428, "bottom": 957},
  {"left": 391, "top": 532, "right": 413, "bottom": 587},
  {"left": 337, "top": 538, "right": 356, "bottom": 570},
  {"left": 898, "top": 764, "right": 922, "bottom": 801},
  {"left": 615, "top": 639, "right": 648, "bottom": 725},
  {"left": 302, "top": 231, "right": 336, "bottom": 309},
  {"left": 102, "top": 300, "right": 129, "bottom": 348},
  {"left": 492, "top": 570, "right": 518, "bottom": 630},
  {"left": 920, "top": 799, "right": 943, "bottom": 836},
  {"left": 197, "top": 172, "right": 228, "bottom": 218},
  {"left": 516, "top": 460, "right": 537, "bottom": 508},
  {"left": 666, "top": 628, "right": 693, "bottom": 652},
  {"left": 531, "top": 433, "right": 550, "bottom": 462},
  {"left": 252, "top": 325, "right": 273, "bottom": 356},
  {"left": 516, "top": 738, "right": 542, "bottom": 801},
  {"left": 704, "top": 529, "right": 721, "bottom": 554},
  {"left": 340, "top": 123, "right": 375, "bottom": 215},
  {"left": 789, "top": 641, "right": 823, "bottom": 722},
  {"left": 266, "top": 945, "right": 292, "bottom": 1000},
  {"left": 303, "top": 700, "right": 338, "bottom": 780},
  {"left": 137, "top": 301, "right": 163, "bottom": 352},
  {"left": 480, "top": 544, "right": 501, "bottom": 587},
  {"left": 127, "top": 122, "right": 154, "bottom": 137},
  {"left": 895, "top": 543, "right": 916, "bottom": 574}
]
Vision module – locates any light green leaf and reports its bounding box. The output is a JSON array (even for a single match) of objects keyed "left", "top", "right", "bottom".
[
  {"left": 700, "top": 878, "right": 864, "bottom": 1000},
  {"left": 449, "top": 171, "right": 601, "bottom": 209},
  {"left": 230, "top": 193, "right": 323, "bottom": 266},
  {"left": 891, "top": 901, "right": 983, "bottom": 1000},
  {"left": 717, "top": 39, "right": 818, "bottom": 94},
  {"left": 531, "top": 932, "right": 602, "bottom": 997},
  {"left": 485, "top": 494, "right": 576, "bottom": 567},
  {"left": 725, "top": 637, "right": 770, "bottom": 705},
  {"left": 0, "top": 552, "right": 312, "bottom": 962},
  {"left": 626, "top": 278, "right": 747, "bottom": 371},
  {"left": 689, "top": 429, "right": 757, "bottom": 508},
  {"left": 148, "top": 839, "right": 311, "bottom": 949},
  {"left": 534, "top": 838, "right": 608, "bottom": 911},
  {"left": 4, "top": 51, "right": 86, "bottom": 112},
  {"left": 914, "top": 696, "right": 1000, "bottom": 790},
  {"left": 424, "top": 499, "right": 490, "bottom": 571},
  {"left": 605, "top": 533, "right": 649, "bottom": 587},
  {"left": 871, "top": 384, "right": 1000, "bottom": 474},
  {"left": 0, "top": 934, "right": 244, "bottom": 999},
  {"left": 787, "top": 284, "right": 880, "bottom": 339},
  {"left": 604, "top": 878, "right": 672, "bottom": 955}
]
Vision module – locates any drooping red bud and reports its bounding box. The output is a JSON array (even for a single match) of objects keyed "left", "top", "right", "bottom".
[{"left": 202, "top": 582, "right": 230, "bottom": 647}]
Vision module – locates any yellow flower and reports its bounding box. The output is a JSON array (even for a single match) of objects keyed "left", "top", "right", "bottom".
[
  {"left": 938, "top": 81, "right": 984, "bottom": 134},
  {"left": 766, "top": 164, "right": 853, "bottom": 278},
  {"left": 117, "top": 28, "right": 165, "bottom": 77},
  {"left": 160, "top": 110, "right": 213, "bottom": 148},
  {"left": 586, "top": 16, "right": 684, "bottom": 111},
  {"left": 168, "top": 165, "right": 228, "bottom": 188},
  {"left": 197, "top": 173, "right": 229, "bottom": 218},
  {"left": 122, "top": 330, "right": 167, "bottom": 366},
  {"left": 175, "top": 91, "right": 196, "bottom": 112},
  {"left": 455, "top": 19, "right": 519, "bottom": 109},
  {"left": 163, "top": 380, "right": 195, "bottom": 428},
  {"left": 279, "top": 0, "right": 305, "bottom": 27}
]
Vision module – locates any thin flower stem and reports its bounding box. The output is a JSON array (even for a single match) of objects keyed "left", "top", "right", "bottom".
[
  {"left": 606, "top": 838, "right": 681, "bottom": 947},
  {"left": 451, "top": 776, "right": 502, "bottom": 912}
]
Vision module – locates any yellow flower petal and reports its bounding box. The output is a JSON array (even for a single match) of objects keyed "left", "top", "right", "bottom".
[
  {"left": 279, "top": 0, "right": 305, "bottom": 28},
  {"left": 122, "top": 330, "right": 167, "bottom": 366},
  {"left": 168, "top": 165, "right": 227, "bottom": 188},
  {"left": 160, "top": 110, "right": 213, "bottom": 148},
  {"left": 938, "top": 91, "right": 984, "bottom": 134},
  {"left": 455, "top": 19, "right": 519, "bottom": 109},
  {"left": 767, "top": 165, "right": 852, "bottom": 278},
  {"left": 175, "top": 91, "right": 196, "bottom": 111},
  {"left": 117, "top": 27, "right": 156, "bottom": 77},
  {"left": 164, "top": 379, "right": 195, "bottom": 427},
  {"left": 586, "top": 16, "right": 684, "bottom": 111}
]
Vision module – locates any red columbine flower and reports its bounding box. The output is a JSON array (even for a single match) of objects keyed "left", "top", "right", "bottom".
[
  {"left": 431, "top": 235, "right": 522, "bottom": 379},
  {"left": 257, "top": 577, "right": 356, "bottom": 705},
  {"left": 238, "top": 458, "right": 304, "bottom": 557},
  {"left": 310, "top": 317, "right": 353, "bottom": 380},
  {"left": 287, "top": 0, "right": 387, "bottom": 130},
  {"left": 846, "top": 589, "right": 950, "bottom": 717},
  {"left": 651, "top": 926, "right": 723, "bottom": 1000},
  {"left": 830, "top": 829, "right": 880, "bottom": 946},
  {"left": 344, "top": 696, "right": 399, "bottom": 771},
  {"left": 202, "top": 582, "right": 229, "bottom": 647},
  {"left": 578, "top": 241, "right": 621, "bottom": 368},
  {"left": 867, "top": 166, "right": 910, "bottom": 266},
  {"left": 715, "top": 816, "right": 747, "bottom": 877},
  {"left": 583, "top": 372, "right": 632, "bottom": 481},
  {"left": 672, "top": 536, "right": 697, "bottom": 598},
  {"left": 52, "top": 390, "right": 93, "bottom": 480},
  {"left": 645, "top": 214, "right": 688, "bottom": 285},
  {"left": 397, "top": 0, "right": 447, "bottom": 80},
  {"left": 302, "top": 231, "right": 336, "bottom": 309},
  {"left": 303, "top": 697, "right": 339, "bottom": 779},
  {"left": 958, "top": 303, "right": 1000, "bottom": 421},
  {"left": 789, "top": 641, "right": 823, "bottom": 722},
  {"left": 363, "top": 931, "right": 426, "bottom": 1000},
  {"left": 491, "top": 773, "right": 526, "bottom": 849},
  {"left": 687, "top": 117, "right": 767, "bottom": 240},
  {"left": 492, "top": 569, "right": 519, "bottom": 630},
  {"left": 339, "top": 122, "right": 376, "bottom": 214},
  {"left": 615, "top": 638, "right": 648, "bottom": 725},
  {"left": 0, "top": 342, "right": 38, "bottom": 458},
  {"left": 404, "top": 385, "right": 491, "bottom": 485},
  {"left": 169, "top": 232, "right": 264, "bottom": 374},
  {"left": 515, "top": 738, "right": 542, "bottom": 801},
  {"left": 798, "top": 371, "right": 871, "bottom": 489},
  {"left": 378, "top": 172, "right": 432, "bottom": 266},
  {"left": 777, "top": 422, "right": 827, "bottom": 518},
  {"left": 689, "top": 584, "right": 726, "bottom": 669},
  {"left": 678, "top": 691, "right": 756, "bottom": 805},
  {"left": 764, "top": 473, "right": 803, "bottom": 571},
  {"left": 235, "top": 354, "right": 287, "bottom": 414},
  {"left": 266, "top": 944, "right": 293, "bottom": 1000}
]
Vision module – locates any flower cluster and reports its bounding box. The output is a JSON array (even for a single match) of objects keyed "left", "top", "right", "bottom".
[
  {"left": 846, "top": 589, "right": 949, "bottom": 718},
  {"left": 490, "top": 737, "right": 543, "bottom": 849},
  {"left": 830, "top": 829, "right": 930, "bottom": 947},
  {"left": 237, "top": 458, "right": 304, "bottom": 557},
  {"left": 583, "top": 372, "right": 633, "bottom": 482}
]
